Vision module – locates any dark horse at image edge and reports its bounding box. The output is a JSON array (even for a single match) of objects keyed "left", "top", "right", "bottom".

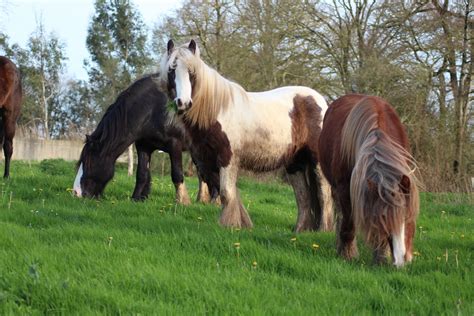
[
  {"left": 0, "top": 56, "right": 22, "bottom": 178},
  {"left": 73, "top": 73, "right": 219, "bottom": 203}
]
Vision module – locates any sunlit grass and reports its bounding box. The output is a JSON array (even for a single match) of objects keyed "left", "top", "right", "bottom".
[{"left": 0, "top": 160, "right": 472, "bottom": 314}]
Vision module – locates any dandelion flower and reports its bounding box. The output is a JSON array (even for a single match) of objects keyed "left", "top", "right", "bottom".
[
  {"left": 197, "top": 216, "right": 202, "bottom": 221},
  {"left": 312, "top": 243, "right": 320, "bottom": 250},
  {"left": 413, "top": 251, "right": 421, "bottom": 256},
  {"left": 234, "top": 242, "right": 241, "bottom": 249},
  {"left": 290, "top": 237, "right": 297, "bottom": 242},
  {"left": 252, "top": 261, "right": 257, "bottom": 268}
]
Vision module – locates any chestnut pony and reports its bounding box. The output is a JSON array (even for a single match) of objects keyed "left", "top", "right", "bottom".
[
  {"left": 0, "top": 56, "right": 22, "bottom": 178},
  {"left": 318, "top": 94, "right": 419, "bottom": 267},
  {"left": 160, "top": 40, "right": 333, "bottom": 231}
]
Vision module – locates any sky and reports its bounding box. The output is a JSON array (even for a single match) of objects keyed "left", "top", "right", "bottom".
[{"left": 1, "top": 0, "right": 181, "bottom": 80}]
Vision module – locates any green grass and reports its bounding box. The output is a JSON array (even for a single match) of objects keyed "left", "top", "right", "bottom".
[{"left": 0, "top": 160, "right": 472, "bottom": 315}]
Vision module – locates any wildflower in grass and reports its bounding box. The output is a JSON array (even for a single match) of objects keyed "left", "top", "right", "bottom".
[
  {"left": 290, "top": 237, "right": 297, "bottom": 242},
  {"left": 108, "top": 236, "right": 113, "bottom": 247},
  {"left": 234, "top": 242, "right": 241, "bottom": 259},
  {"left": 197, "top": 216, "right": 202, "bottom": 221},
  {"left": 460, "top": 234, "right": 464, "bottom": 238},
  {"left": 252, "top": 261, "right": 257, "bottom": 269},
  {"left": 312, "top": 243, "right": 320, "bottom": 251},
  {"left": 413, "top": 251, "right": 421, "bottom": 256}
]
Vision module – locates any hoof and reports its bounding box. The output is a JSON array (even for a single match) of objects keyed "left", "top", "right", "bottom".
[
  {"left": 219, "top": 199, "right": 253, "bottom": 228},
  {"left": 175, "top": 183, "right": 191, "bottom": 206}
]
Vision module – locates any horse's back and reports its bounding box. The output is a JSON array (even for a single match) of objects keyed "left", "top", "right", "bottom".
[
  {"left": 319, "top": 94, "right": 409, "bottom": 184},
  {"left": 0, "top": 56, "right": 21, "bottom": 109}
]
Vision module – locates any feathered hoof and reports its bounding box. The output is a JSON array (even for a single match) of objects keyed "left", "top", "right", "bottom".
[
  {"left": 219, "top": 199, "right": 253, "bottom": 228},
  {"left": 338, "top": 242, "right": 359, "bottom": 260},
  {"left": 175, "top": 183, "right": 191, "bottom": 206},
  {"left": 197, "top": 182, "right": 211, "bottom": 204}
]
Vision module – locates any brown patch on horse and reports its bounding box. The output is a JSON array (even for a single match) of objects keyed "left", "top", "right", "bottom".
[
  {"left": 289, "top": 95, "right": 322, "bottom": 162},
  {"left": 184, "top": 120, "right": 231, "bottom": 190}
]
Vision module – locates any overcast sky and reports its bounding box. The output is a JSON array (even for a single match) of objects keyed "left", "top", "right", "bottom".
[{"left": 1, "top": 0, "right": 181, "bottom": 80}]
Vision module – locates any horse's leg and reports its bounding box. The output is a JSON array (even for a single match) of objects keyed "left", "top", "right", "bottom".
[
  {"left": 288, "top": 166, "right": 318, "bottom": 232},
  {"left": 169, "top": 141, "right": 191, "bottom": 205},
  {"left": 219, "top": 160, "right": 252, "bottom": 228},
  {"left": 315, "top": 165, "right": 334, "bottom": 231},
  {"left": 2, "top": 111, "right": 15, "bottom": 179},
  {"left": 404, "top": 219, "right": 416, "bottom": 263},
  {"left": 132, "top": 145, "right": 152, "bottom": 201},
  {"left": 333, "top": 185, "right": 358, "bottom": 260},
  {"left": 197, "top": 173, "right": 211, "bottom": 203}
]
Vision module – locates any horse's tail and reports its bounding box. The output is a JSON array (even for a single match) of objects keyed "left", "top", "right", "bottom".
[{"left": 340, "top": 98, "right": 419, "bottom": 261}]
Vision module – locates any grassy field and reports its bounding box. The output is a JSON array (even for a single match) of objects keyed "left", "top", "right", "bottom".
[{"left": 0, "top": 160, "right": 472, "bottom": 314}]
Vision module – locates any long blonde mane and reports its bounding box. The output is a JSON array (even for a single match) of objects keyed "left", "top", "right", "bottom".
[{"left": 160, "top": 44, "right": 247, "bottom": 129}]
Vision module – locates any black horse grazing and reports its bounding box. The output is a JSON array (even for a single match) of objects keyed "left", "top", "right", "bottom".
[
  {"left": 73, "top": 73, "right": 219, "bottom": 203},
  {"left": 0, "top": 56, "right": 22, "bottom": 178}
]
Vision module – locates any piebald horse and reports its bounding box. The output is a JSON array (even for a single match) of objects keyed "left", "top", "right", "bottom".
[
  {"left": 160, "top": 40, "right": 333, "bottom": 231},
  {"left": 318, "top": 94, "right": 419, "bottom": 267},
  {"left": 0, "top": 56, "right": 22, "bottom": 178}
]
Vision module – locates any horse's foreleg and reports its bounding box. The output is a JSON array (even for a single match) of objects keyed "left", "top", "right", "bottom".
[
  {"left": 404, "top": 219, "right": 416, "bottom": 263},
  {"left": 334, "top": 186, "right": 358, "bottom": 260},
  {"left": 169, "top": 141, "right": 191, "bottom": 205},
  {"left": 315, "top": 165, "right": 334, "bottom": 231},
  {"left": 197, "top": 173, "right": 211, "bottom": 204},
  {"left": 2, "top": 112, "right": 15, "bottom": 179},
  {"left": 219, "top": 160, "right": 252, "bottom": 228},
  {"left": 132, "top": 146, "right": 151, "bottom": 201}
]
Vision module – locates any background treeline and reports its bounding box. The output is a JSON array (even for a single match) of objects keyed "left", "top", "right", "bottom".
[{"left": 0, "top": 0, "right": 472, "bottom": 192}]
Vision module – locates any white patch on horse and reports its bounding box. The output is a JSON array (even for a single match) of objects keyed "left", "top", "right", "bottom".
[
  {"left": 219, "top": 86, "right": 327, "bottom": 170},
  {"left": 392, "top": 223, "right": 406, "bottom": 268},
  {"left": 174, "top": 59, "right": 193, "bottom": 108},
  {"left": 73, "top": 163, "right": 83, "bottom": 197}
]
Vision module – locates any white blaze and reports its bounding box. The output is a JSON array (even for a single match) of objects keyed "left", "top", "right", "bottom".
[
  {"left": 73, "top": 163, "right": 83, "bottom": 197},
  {"left": 392, "top": 223, "right": 406, "bottom": 268},
  {"left": 174, "top": 61, "right": 192, "bottom": 106}
]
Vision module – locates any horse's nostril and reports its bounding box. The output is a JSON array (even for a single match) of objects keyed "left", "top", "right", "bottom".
[
  {"left": 176, "top": 98, "right": 183, "bottom": 107},
  {"left": 188, "top": 100, "right": 193, "bottom": 108}
]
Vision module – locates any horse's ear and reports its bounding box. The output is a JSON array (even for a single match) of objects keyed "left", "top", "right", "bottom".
[
  {"left": 188, "top": 39, "right": 197, "bottom": 55},
  {"left": 167, "top": 39, "right": 175, "bottom": 55},
  {"left": 400, "top": 175, "right": 411, "bottom": 194}
]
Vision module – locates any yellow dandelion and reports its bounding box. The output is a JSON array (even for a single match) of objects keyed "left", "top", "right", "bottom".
[
  {"left": 460, "top": 234, "right": 465, "bottom": 238},
  {"left": 234, "top": 242, "right": 241, "bottom": 249},
  {"left": 312, "top": 243, "right": 320, "bottom": 250},
  {"left": 418, "top": 226, "right": 423, "bottom": 229},
  {"left": 197, "top": 216, "right": 202, "bottom": 221},
  {"left": 413, "top": 251, "right": 421, "bottom": 256},
  {"left": 252, "top": 261, "right": 257, "bottom": 268},
  {"left": 290, "top": 237, "right": 297, "bottom": 242}
]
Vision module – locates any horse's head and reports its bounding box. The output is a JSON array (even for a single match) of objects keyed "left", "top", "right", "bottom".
[
  {"left": 163, "top": 39, "right": 199, "bottom": 114},
  {"left": 73, "top": 135, "right": 116, "bottom": 198}
]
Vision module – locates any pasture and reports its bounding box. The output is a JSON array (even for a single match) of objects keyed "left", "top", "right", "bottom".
[{"left": 0, "top": 160, "right": 472, "bottom": 314}]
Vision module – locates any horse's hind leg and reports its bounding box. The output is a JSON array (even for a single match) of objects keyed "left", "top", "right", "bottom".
[
  {"left": 169, "top": 140, "right": 191, "bottom": 205},
  {"left": 2, "top": 110, "right": 15, "bottom": 179},
  {"left": 132, "top": 144, "right": 152, "bottom": 201},
  {"left": 288, "top": 166, "right": 319, "bottom": 232},
  {"left": 334, "top": 186, "right": 358, "bottom": 260},
  {"left": 219, "top": 160, "right": 252, "bottom": 228}
]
